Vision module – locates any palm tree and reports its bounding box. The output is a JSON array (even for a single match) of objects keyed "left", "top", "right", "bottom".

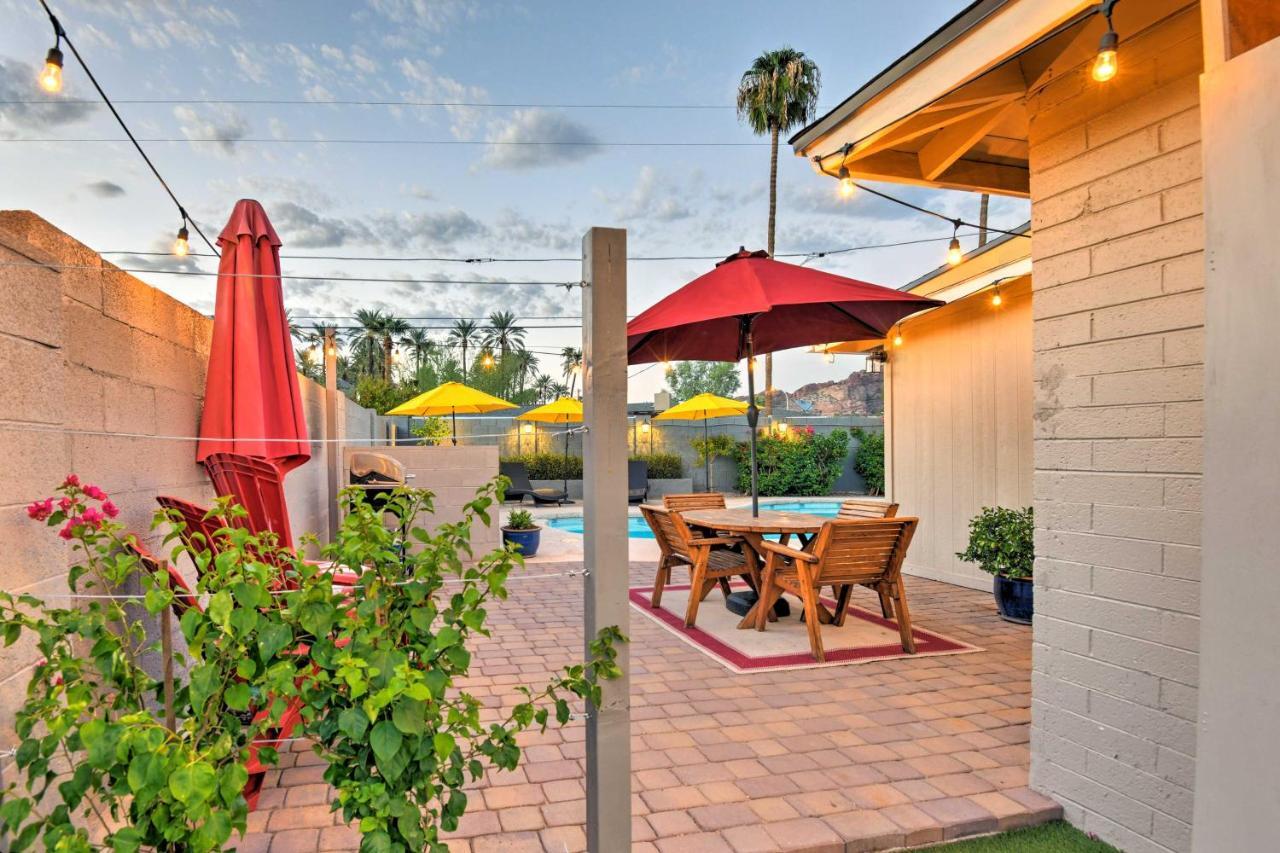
[
  {"left": 511, "top": 349, "right": 538, "bottom": 397},
  {"left": 532, "top": 373, "right": 556, "bottom": 403},
  {"left": 560, "top": 346, "right": 583, "bottom": 396},
  {"left": 550, "top": 381, "right": 570, "bottom": 399},
  {"left": 448, "top": 319, "right": 480, "bottom": 382},
  {"left": 483, "top": 311, "right": 527, "bottom": 395},
  {"left": 737, "top": 47, "right": 821, "bottom": 418},
  {"left": 348, "top": 309, "right": 409, "bottom": 382},
  {"left": 399, "top": 328, "right": 434, "bottom": 378}
]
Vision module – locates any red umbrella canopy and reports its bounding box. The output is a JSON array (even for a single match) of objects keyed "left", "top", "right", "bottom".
[
  {"left": 196, "top": 200, "right": 310, "bottom": 473},
  {"left": 626, "top": 249, "right": 942, "bottom": 364}
]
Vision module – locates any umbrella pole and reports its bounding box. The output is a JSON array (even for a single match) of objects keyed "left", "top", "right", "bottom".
[
  {"left": 703, "top": 416, "right": 710, "bottom": 493},
  {"left": 451, "top": 408, "right": 457, "bottom": 446},
  {"left": 564, "top": 420, "right": 571, "bottom": 503},
  {"left": 744, "top": 322, "right": 760, "bottom": 516}
]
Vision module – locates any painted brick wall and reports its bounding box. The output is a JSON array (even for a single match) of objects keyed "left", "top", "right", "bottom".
[{"left": 1026, "top": 11, "right": 1203, "bottom": 853}]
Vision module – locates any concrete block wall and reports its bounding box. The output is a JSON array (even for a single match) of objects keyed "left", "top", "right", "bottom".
[
  {"left": 0, "top": 211, "right": 383, "bottom": 760},
  {"left": 1025, "top": 11, "right": 1203, "bottom": 853}
]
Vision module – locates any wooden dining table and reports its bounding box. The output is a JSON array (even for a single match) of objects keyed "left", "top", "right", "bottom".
[{"left": 680, "top": 507, "right": 833, "bottom": 630}]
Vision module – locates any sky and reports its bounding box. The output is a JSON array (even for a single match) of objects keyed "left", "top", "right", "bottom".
[{"left": 0, "top": 0, "right": 1028, "bottom": 403}]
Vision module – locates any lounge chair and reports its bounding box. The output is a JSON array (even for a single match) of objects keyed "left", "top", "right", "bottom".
[
  {"left": 628, "top": 460, "right": 649, "bottom": 504},
  {"left": 499, "top": 461, "right": 568, "bottom": 506},
  {"left": 755, "top": 517, "right": 920, "bottom": 661}
]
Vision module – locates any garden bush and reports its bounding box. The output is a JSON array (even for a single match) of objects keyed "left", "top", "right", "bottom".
[
  {"left": 631, "top": 452, "right": 684, "bottom": 479},
  {"left": 501, "top": 453, "right": 583, "bottom": 480},
  {"left": 734, "top": 429, "right": 850, "bottom": 496},
  {"left": 956, "top": 506, "right": 1035, "bottom": 579},
  {"left": 852, "top": 428, "right": 885, "bottom": 495}
]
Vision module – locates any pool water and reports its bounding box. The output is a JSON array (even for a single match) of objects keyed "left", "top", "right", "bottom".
[{"left": 546, "top": 500, "right": 842, "bottom": 539}]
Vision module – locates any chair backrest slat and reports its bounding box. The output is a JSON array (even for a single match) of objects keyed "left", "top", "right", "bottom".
[
  {"left": 640, "top": 505, "right": 693, "bottom": 561},
  {"left": 662, "top": 493, "right": 726, "bottom": 512},
  {"left": 837, "top": 499, "right": 899, "bottom": 520},
  {"left": 811, "top": 518, "right": 918, "bottom": 586},
  {"left": 203, "top": 453, "right": 293, "bottom": 548}
]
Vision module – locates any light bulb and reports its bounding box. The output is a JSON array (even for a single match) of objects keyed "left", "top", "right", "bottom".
[
  {"left": 893, "top": 330, "right": 903, "bottom": 347},
  {"left": 482, "top": 354, "right": 495, "bottom": 368},
  {"left": 39, "top": 47, "right": 63, "bottom": 93},
  {"left": 173, "top": 225, "right": 190, "bottom": 257},
  {"left": 1092, "top": 30, "right": 1118, "bottom": 82},
  {"left": 837, "top": 166, "right": 855, "bottom": 200},
  {"left": 946, "top": 237, "right": 963, "bottom": 266},
  {"left": 991, "top": 290, "right": 1003, "bottom": 307}
]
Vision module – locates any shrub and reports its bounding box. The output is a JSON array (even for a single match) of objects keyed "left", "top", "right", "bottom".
[
  {"left": 1, "top": 479, "right": 301, "bottom": 852},
  {"left": 505, "top": 509, "right": 537, "bottom": 530},
  {"left": 354, "top": 376, "right": 418, "bottom": 413},
  {"left": 690, "top": 434, "right": 737, "bottom": 467},
  {"left": 501, "top": 453, "right": 582, "bottom": 480},
  {"left": 631, "top": 452, "right": 684, "bottom": 479},
  {"left": 852, "top": 428, "right": 885, "bottom": 495},
  {"left": 412, "top": 416, "right": 452, "bottom": 446},
  {"left": 956, "top": 506, "right": 1035, "bottom": 579},
  {"left": 734, "top": 429, "right": 850, "bottom": 496}
]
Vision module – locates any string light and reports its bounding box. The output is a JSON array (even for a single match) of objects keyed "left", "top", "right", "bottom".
[
  {"left": 837, "top": 166, "right": 856, "bottom": 199},
  {"left": 991, "top": 283, "right": 1003, "bottom": 307},
  {"left": 480, "top": 353, "right": 496, "bottom": 369},
  {"left": 1092, "top": 0, "right": 1120, "bottom": 83},
  {"left": 946, "top": 221, "right": 963, "bottom": 266},
  {"left": 892, "top": 326, "right": 904, "bottom": 347},
  {"left": 39, "top": 48, "right": 63, "bottom": 93},
  {"left": 173, "top": 212, "right": 190, "bottom": 257}
]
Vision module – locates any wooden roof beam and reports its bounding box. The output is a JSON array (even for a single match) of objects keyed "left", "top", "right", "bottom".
[{"left": 918, "top": 100, "right": 1020, "bottom": 180}]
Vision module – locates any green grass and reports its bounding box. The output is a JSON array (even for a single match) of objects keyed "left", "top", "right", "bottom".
[{"left": 919, "top": 821, "right": 1120, "bottom": 852}]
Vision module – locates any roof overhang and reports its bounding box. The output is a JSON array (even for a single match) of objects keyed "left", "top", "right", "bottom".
[{"left": 792, "top": 0, "right": 1196, "bottom": 197}]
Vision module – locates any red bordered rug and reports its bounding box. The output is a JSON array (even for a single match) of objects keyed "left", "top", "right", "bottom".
[{"left": 629, "top": 582, "right": 982, "bottom": 673}]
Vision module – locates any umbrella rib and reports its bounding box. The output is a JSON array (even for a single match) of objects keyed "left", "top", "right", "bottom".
[{"left": 827, "top": 302, "right": 896, "bottom": 338}]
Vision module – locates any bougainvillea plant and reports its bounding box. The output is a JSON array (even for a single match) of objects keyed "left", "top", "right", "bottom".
[
  {"left": 272, "top": 483, "right": 623, "bottom": 853},
  {"left": 0, "top": 478, "right": 302, "bottom": 852}
]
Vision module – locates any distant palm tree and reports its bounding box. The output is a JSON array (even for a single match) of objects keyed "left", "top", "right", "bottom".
[
  {"left": 295, "top": 347, "right": 323, "bottom": 383},
  {"left": 348, "top": 309, "right": 408, "bottom": 381},
  {"left": 511, "top": 349, "right": 538, "bottom": 396},
  {"left": 550, "top": 380, "right": 571, "bottom": 399},
  {"left": 560, "top": 346, "right": 583, "bottom": 396},
  {"left": 483, "top": 311, "right": 527, "bottom": 395},
  {"left": 399, "top": 328, "right": 434, "bottom": 378},
  {"left": 737, "top": 46, "right": 821, "bottom": 418},
  {"left": 532, "top": 373, "right": 556, "bottom": 403},
  {"left": 448, "top": 319, "right": 480, "bottom": 382}
]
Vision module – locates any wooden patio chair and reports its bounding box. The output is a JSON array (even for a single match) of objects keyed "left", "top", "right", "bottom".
[
  {"left": 662, "top": 492, "right": 726, "bottom": 512},
  {"left": 639, "top": 504, "right": 758, "bottom": 627},
  {"left": 755, "top": 517, "right": 920, "bottom": 661},
  {"left": 838, "top": 498, "right": 899, "bottom": 519}
]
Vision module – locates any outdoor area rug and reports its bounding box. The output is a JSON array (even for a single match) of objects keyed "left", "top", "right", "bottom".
[{"left": 629, "top": 581, "right": 982, "bottom": 673}]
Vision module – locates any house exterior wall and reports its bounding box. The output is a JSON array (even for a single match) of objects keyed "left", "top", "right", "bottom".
[
  {"left": 1025, "top": 11, "right": 1204, "bottom": 853},
  {"left": 0, "top": 212, "right": 384, "bottom": 761},
  {"left": 886, "top": 277, "right": 1034, "bottom": 591}
]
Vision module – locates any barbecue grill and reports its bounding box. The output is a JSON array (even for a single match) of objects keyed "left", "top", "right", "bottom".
[{"left": 349, "top": 452, "right": 410, "bottom": 509}]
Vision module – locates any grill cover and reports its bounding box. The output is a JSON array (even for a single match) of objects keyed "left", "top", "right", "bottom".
[{"left": 349, "top": 452, "right": 406, "bottom": 486}]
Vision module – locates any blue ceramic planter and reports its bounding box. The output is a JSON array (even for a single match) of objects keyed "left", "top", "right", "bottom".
[
  {"left": 502, "top": 526, "right": 541, "bottom": 557},
  {"left": 994, "top": 575, "right": 1033, "bottom": 624}
]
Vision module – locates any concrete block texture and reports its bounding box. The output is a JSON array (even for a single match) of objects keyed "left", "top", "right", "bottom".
[{"left": 1029, "top": 45, "right": 1204, "bottom": 852}]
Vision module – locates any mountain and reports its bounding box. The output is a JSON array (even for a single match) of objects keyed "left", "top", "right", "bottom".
[{"left": 774, "top": 369, "right": 884, "bottom": 416}]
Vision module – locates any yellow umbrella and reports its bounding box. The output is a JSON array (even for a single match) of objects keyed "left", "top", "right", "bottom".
[
  {"left": 517, "top": 397, "right": 582, "bottom": 498},
  {"left": 655, "top": 393, "right": 748, "bottom": 492},
  {"left": 386, "top": 381, "right": 516, "bottom": 445}
]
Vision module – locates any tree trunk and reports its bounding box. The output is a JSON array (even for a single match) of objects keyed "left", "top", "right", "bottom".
[
  {"left": 765, "top": 122, "right": 779, "bottom": 420},
  {"left": 383, "top": 336, "right": 393, "bottom": 382},
  {"left": 461, "top": 344, "right": 468, "bottom": 382}
]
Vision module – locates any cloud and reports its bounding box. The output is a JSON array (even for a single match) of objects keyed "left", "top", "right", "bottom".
[
  {"left": 268, "top": 202, "right": 489, "bottom": 250},
  {"left": 87, "top": 180, "right": 126, "bottom": 198},
  {"left": 397, "top": 58, "right": 487, "bottom": 139},
  {"left": 0, "top": 57, "right": 96, "bottom": 133},
  {"left": 270, "top": 202, "right": 375, "bottom": 248},
  {"left": 600, "top": 166, "right": 694, "bottom": 223},
  {"left": 363, "top": 0, "right": 479, "bottom": 32},
  {"left": 173, "top": 105, "right": 250, "bottom": 156},
  {"left": 478, "top": 109, "right": 601, "bottom": 171}
]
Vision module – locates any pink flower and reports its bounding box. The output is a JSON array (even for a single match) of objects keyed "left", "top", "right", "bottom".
[
  {"left": 63, "top": 474, "right": 80, "bottom": 488},
  {"left": 101, "top": 500, "right": 119, "bottom": 519},
  {"left": 26, "top": 499, "right": 54, "bottom": 521},
  {"left": 80, "top": 507, "right": 105, "bottom": 528},
  {"left": 83, "top": 484, "right": 107, "bottom": 501},
  {"left": 58, "top": 519, "right": 78, "bottom": 540},
  {"left": 58, "top": 497, "right": 74, "bottom": 512}
]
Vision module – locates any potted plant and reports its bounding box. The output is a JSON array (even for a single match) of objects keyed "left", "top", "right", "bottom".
[
  {"left": 502, "top": 508, "right": 542, "bottom": 556},
  {"left": 957, "top": 505, "right": 1035, "bottom": 624}
]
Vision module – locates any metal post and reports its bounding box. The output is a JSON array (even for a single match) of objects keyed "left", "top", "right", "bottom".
[
  {"left": 581, "top": 227, "right": 630, "bottom": 852},
  {"left": 323, "top": 328, "right": 340, "bottom": 542}
]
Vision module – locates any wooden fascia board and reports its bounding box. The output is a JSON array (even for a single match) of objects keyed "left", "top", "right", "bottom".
[{"left": 846, "top": 149, "right": 1030, "bottom": 197}]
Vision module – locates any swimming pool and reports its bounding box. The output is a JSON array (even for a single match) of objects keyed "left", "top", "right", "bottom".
[{"left": 546, "top": 500, "right": 842, "bottom": 539}]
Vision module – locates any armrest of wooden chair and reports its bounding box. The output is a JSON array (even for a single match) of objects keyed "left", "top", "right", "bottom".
[
  {"left": 688, "top": 535, "right": 742, "bottom": 548},
  {"left": 757, "top": 539, "right": 819, "bottom": 563}
]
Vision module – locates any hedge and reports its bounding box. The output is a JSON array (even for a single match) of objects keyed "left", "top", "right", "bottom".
[
  {"left": 499, "top": 452, "right": 684, "bottom": 480},
  {"left": 733, "top": 429, "right": 849, "bottom": 496}
]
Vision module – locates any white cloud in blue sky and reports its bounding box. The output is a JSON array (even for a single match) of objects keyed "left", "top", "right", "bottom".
[{"left": 0, "top": 0, "right": 1028, "bottom": 398}]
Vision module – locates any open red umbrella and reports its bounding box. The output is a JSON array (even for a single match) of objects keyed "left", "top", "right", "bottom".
[
  {"left": 627, "top": 249, "right": 940, "bottom": 513},
  {"left": 196, "top": 200, "right": 310, "bottom": 474}
]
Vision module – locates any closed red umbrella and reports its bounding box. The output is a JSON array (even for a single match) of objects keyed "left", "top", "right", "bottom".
[
  {"left": 627, "top": 249, "right": 940, "bottom": 513},
  {"left": 196, "top": 200, "right": 310, "bottom": 474}
]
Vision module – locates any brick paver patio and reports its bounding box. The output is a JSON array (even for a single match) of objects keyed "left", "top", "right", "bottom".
[{"left": 238, "top": 561, "right": 1057, "bottom": 852}]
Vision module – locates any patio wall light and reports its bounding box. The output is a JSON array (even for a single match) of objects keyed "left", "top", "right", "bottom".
[{"left": 1092, "top": 0, "right": 1121, "bottom": 83}]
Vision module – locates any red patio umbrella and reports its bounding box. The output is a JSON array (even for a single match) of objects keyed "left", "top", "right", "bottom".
[
  {"left": 627, "top": 249, "right": 940, "bottom": 514},
  {"left": 196, "top": 200, "right": 310, "bottom": 474}
]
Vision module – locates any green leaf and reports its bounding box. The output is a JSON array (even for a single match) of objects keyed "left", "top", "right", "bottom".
[
  {"left": 207, "top": 590, "right": 232, "bottom": 626},
  {"left": 2, "top": 622, "right": 19, "bottom": 646},
  {"left": 369, "top": 720, "right": 402, "bottom": 765},
  {"left": 424, "top": 668, "right": 448, "bottom": 699},
  {"left": 360, "top": 830, "right": 393, "bottom": 853},
  {"left": 338, "top": 708, "right": 369, "bottom": 741},
  {"left": 168, "top": 762, "right": 217, "bottom": 806},
  {"left": 110, "top": 826, "right": 143, "bottom": 853},
  {"left": 225, "top": 682, "right": 251, "bottom": 711},
  {"left": 258, "top": 622, "right": 293, "bottom": 660},
  {"left": 433, "top": 732, "right": 456, "bottom": 760},
  {"left": 391, "top": 699, "right": 426, "bottom": 735}
]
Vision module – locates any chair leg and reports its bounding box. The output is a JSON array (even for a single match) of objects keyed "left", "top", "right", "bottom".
[
  {"left": 717, "top": 576, "right": 733, "bottom": 598},
  {"left": 685, "top": 558, "right": 708, "bottom": 628},
  {"left": 650, "top": 559, "right": 670, "bottom": 608},
  {"left": 877, "top": 585, "right": 894, "bottom": 619},
  {"left": 833, "top": 585, "right": 853, "bottom": 626},
  {"left": 797, "top": 568, "right": 825, "bottom": 662},
  {"left": 892, "top": 578, "right": 916, "bottom": 654}
]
